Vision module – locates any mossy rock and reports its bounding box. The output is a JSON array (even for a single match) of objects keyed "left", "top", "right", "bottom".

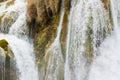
[
  {"left": 0, "top": 39, "right": 17, "bottom": 80},
  {"left": 6, "top": 0, "right": 15, "bottom": 8},
  {"left": 0, "top": 39, "right": 8, "bottom": 51},
  {"left": 0, "top": 12, "right": 6, "bottom": 23},
  {"left": 0, "top": 11, "right": 18, "bottom": 33},
  {"left": 0, "top": 0, "right": 7, "bottom": 2}
]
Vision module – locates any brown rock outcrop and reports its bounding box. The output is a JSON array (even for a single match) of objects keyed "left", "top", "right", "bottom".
[
  {"left": 27, "top": 0, "right": 70, "bottom": 79},
  {"left": 26, "top": 0, "right": 61, "bottom": 25},
  {"left": 102, "top": 0, "right": 109, "bottom": 9}
]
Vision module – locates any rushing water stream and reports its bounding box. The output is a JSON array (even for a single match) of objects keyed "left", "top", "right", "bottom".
[
  {"left": 0, "top": 0, "right": 120, "bottom": 80},
  {"left": 65, "top": 0, "right": 110, "bottom": 80},
  {"left": 0, "top": 0, "right": 39, "bottom": 80},
  {"left": 45, "top": 0, "right": 64, "bottom": 80},
  {"left": 88, "top": 0, "right": 120, "bottom": 80},
  {"left": 0, "top": 34, "right": 39, "bottom": 80}
]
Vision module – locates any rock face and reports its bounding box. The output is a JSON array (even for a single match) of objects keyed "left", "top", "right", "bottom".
[
  {"left": 27, "top": 0, "right": 61, "bottom": 24},
  {"left": 26, "top": 0, "right": 61, "bottom": 37},
  {"left": 27, "top": 0, "right": 113, "bottom": 79},
  {"left": 0, "top": 39, "right": 17, "bottom": 80},
  {"left": 27, "top": 0, "right": 70, "bottom": 79},
  {"left": 0, "top": 0, "right": 7, "bottom": 2},
  {"left": 102, "top": 0, "right": 109, "bottom": 9},
  {"left": 0, "top": 39, "right": 8, "bottom": 51}
]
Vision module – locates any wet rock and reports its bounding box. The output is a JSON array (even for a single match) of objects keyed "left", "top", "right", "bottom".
[
  {"left": 34, "top": 14, "right": 60, "bottom": 79},
  {"left": 31, "top": 0, "right": 70, "bottom": 79},
  {"left": 0, "top": 39, "right": 18, "bottom": 80},
  {"left": 102, "top": 0, "right": 109, "bottom": 9},
  {"left": 0, "top": 0, "right": 7, "bottom": 2},
  {"left": 0, "top": 11, "right": 18, "bottom": 33},
  {"left": 0, "top": 0, "right": 25, "bottom": 33},
  {"left": 0, "top": 39, "right": 8, "bottom": 51},
  {"left": 26, "top": 0, "right": 61, "bottom": 37},
  {"left": 27, "top": 0, "right": 61, "bottom": 24},
  {"left": 6, "top": 0, "right": 15, "bottom": 8}
]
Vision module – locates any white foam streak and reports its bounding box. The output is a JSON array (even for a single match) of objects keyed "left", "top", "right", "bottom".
[
  {"left": 88, "top": 0, "right": 120, "bottom": 80},
  {"left": 0, "top": 34, "right": 39, "bottom": 80}
]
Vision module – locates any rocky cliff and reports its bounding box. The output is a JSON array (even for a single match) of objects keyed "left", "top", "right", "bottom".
[{"left": 26, "top": 0, "right": 71, "bottom": 79}]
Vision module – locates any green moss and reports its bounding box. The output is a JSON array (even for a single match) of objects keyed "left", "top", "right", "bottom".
[
  {"left": 38, "top": 37, "right": 45, "bottom": 44},
  {"left": 6, "top": 0, "right": 15, "bottom": 8},
  {"left": 0, "top": 0, "right": 7, "bottom": 2},
  {"left": 0, "top": 39, "right": 8, "bottom": 51}
]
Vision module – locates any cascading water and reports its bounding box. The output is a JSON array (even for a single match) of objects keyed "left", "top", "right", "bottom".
[
  {"left": 0, "top": 0, "right": 26, "bottom": 33},
  {"left": 0, "top": 47, "right": 5, "bottom": 80},
  {"left": 88, "top": 0, "right": 120, "bottom": 80},
  {"left": 0, "top": 35, "right": 39, "bottom": 80},
  {"left": 1, "top": 0, "right": 120, "bottom": 80},
  {"left": 0, "top": 0, "right": 39, "bottom": 80},
  {"left": 65, "top": 0, "right": 111, "bottom": 80},
  {"left": 9, "top": 13, "right": 29, "bottom": 40},
  {"left": 45, "top": 0, "right": 65, "bottom": 80}
]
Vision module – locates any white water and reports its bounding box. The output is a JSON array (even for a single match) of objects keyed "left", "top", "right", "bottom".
[
  {"left": 1, "top": 0, "right": 120, "bottom": 80},
  {"left": 0, "top": 34, "right": 39, "bottom": 80},
  {"left": 0, "top": 47, "right": 5, "bottom": 80},
  {"left": 9, "top": 13, "right": 29, "bottom": 40},
  {"left": 88, "top": 0, "right": 120, "bottom": 80},
  {"left": 65, "top": 0, "right": 110, "bottom": 80},
  {"left": 0, "top": 0, "right": 26, "bottom": 33},
  {"left": 45, "top": 0, "right": 65, "bottom": 80},
  {"left": 0, "top": 0, "right": 39, "bottom": 80}
]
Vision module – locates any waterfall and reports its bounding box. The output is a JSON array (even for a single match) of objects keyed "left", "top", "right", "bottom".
[
  {"left": 0, "top": 47, "right": 5, "bottom": 80},
  {"left": 45, "top": 0, "right": 65, "bottom": 80},
  {"left": 0, "top": 34, "right": 39, "bottom": 80},
  {"left": 65, "top": 0, "right": 110, "bottom": 80},
  {"left": 9, "top": 13, "right": 29, "bottom": 40},
  {"left": 0, "top": 0, "right": 39, "bottom": 80},
  {"left": 0, "top": 0, "right": 26, "bottom": 33},
  {"left": 88, "top": 0, "right": 120, "bottom": 80},
  {"left": 1, "top": 0, "right": 120, "bottom": 80}
]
